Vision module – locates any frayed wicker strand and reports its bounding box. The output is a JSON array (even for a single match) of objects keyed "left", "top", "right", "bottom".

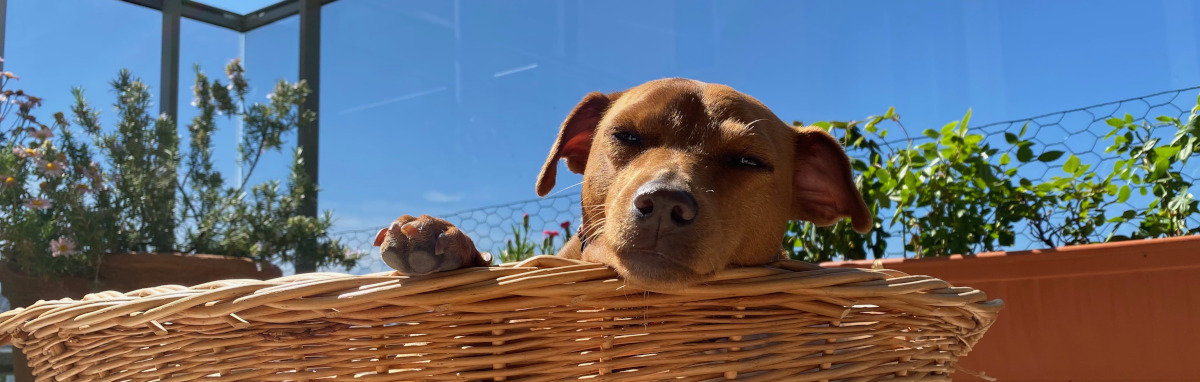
[{"left": 0, "top": 256, "right": 1001, "bottom": 381}]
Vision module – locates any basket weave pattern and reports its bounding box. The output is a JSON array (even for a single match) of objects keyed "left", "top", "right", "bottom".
[{"left": 0, "top": 256, "right": 1001, "bottom": 381}]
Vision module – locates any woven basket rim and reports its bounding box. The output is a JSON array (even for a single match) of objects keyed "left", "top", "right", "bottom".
[
  {"left": 0, "top": 256, "right": 1003, "bottom": 344},
  {"left": 0, "top": 255, "right": 1004, "bottom": 381}
]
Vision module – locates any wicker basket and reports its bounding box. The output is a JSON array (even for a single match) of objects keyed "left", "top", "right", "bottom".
[{"left": 0, "top": 256, "right": 1001, "bottom": 381}]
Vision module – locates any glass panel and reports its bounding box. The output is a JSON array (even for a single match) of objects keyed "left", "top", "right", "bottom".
[
  {"left": 319, "top": 0, "right": 1200, "bottom": 265},
  {"left": 179, "top": 18, "right": 241, "bottom": 187},
  {"left": 240, "top": 15, "right": 300, "bottom": 188},
  {"left": 5, "top": 1, "right": 161, "bottom": 125}
]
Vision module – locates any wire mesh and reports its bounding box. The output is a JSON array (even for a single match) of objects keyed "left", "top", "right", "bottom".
[
  {"left": 329, "top": 87, "right": 1200, "bottom": 273},
  {"left": 325, "top": 193, "right": 581, "bottom": 274}
]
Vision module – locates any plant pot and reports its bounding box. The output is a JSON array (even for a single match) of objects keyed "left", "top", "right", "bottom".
[
  {"left": 0, "top": 253, "right": 282, "bottom": 382},
  {"left": 821, "top": 235, "right": 1200, "bottom": 382}
]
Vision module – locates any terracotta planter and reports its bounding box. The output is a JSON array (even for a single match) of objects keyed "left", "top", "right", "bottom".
[
  {"left": 821, "top": 235, "right": 1200, "bottom": 382},
  {"left": 0, "top": 253, "right": 282, "bottom": 382}
]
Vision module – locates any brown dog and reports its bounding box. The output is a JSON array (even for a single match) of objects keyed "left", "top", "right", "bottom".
[{"left": 374, "top": 78, "right": 872, "bottom": 290}]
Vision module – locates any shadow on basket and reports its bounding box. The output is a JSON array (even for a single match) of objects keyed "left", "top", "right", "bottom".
[{"left": 0, "top": 255, "right": 1002, "bottom": 381}]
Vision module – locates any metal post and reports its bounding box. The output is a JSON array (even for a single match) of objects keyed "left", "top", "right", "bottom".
[
  {"left": 161, "top": 0, "right": 181, "bottom": 120},
  {"left": 295, "top": 0, "right": 321, "bottom": 273},
  {"left": 0, "top": 0, "right": 7, "bottom": 71}
]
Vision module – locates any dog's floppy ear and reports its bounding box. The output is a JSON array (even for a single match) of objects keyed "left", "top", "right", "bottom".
[
  {"left": 790, "top": 127, "right": 873, "bottom": 233},
  {"left": 536, "top": 91, "right": 616, "bottom": 196}
]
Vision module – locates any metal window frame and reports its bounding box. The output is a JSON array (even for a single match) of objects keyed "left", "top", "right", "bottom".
[{"left": 119, "top": 0, "right": 339, "bottom": 33}]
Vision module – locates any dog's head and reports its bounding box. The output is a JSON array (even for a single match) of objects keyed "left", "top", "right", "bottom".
[{"left": 537, "top": 78, "right": 871, "bottom": 289}]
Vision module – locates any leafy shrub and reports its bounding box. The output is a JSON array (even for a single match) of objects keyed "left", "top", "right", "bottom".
[
  {"left": 498, "top": 214, "right": 573, "bottom": 263},
  {"left": 786, "top": 96, "right": 1200, "bottom": 262},
  {"left": 0, "top": 59, "right": 358, "bottom": 277}
]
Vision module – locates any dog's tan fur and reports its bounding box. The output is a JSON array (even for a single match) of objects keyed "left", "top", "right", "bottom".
[{"left": 375, "top": 78, "right": 871, "bottom": 290}]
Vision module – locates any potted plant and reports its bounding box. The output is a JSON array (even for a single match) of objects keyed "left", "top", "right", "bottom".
[
  {"left": 0, "top": 58, "right": 360, "bottom": 306},
  {"left": 794, "top": 97, "right": 1200, "bottom": 381}
]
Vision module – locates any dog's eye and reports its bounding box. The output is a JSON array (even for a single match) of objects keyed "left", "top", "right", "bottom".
[
  {"left": 613, "top": 131, "right": 641, "bottom": 144},
  {"left": 735, "top": 156, "right": 762, "bottom": 167}
]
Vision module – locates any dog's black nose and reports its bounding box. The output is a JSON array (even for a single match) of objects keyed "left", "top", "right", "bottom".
[{"left": 633, "top": 183, "right": 698, "bottom": 225}]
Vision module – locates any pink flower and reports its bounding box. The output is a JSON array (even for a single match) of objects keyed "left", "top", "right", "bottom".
[
  {"left": 543, "top": 230, "right": 560, "bottom": 238},
  {"left": 83, "top": 162, "right": 102, "bottom": 182},
  {"left": 560, "top": 221, "right": 571, "bottom": 230},
  {"left": 48, "top": 236, "right": 78, "bottom": 257},
  {"left": 23, "top": 197, "right": 52, "bottom": 210},
  {"left": 31, "top": 127, "right": 54, "bottom": 140},
  {"left": 12, "top": 145, "right": 35, "bottom": 158},
  {"left": 1, "top": 175, "right": 14, "bottom": 188},
  {"left": 35, "top": 158, "right": 66, "bottom": 177}
]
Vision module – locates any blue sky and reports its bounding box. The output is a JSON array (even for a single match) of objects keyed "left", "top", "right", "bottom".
[{"left": 6, "top": 0, "right": 1200, "bottom": 239}]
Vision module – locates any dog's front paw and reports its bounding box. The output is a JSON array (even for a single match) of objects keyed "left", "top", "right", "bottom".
[{"left": 374, "top": 215, "right": 490, "bottom": 275}]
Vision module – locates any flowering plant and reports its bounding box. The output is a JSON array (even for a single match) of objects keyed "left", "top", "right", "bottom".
[
  {"left": 0, "top": 59, "right": 122, "bottom": 277},
  {"left": 498, "top": 213, "right": 573, "bottom": 263},
  {"left": 0, "top": 58, "right": 358, "bottom": 278}
]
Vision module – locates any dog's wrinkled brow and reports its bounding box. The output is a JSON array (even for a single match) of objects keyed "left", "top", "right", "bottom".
[{"left": 721, "top": 118, "right": 768, "bottom": 137}]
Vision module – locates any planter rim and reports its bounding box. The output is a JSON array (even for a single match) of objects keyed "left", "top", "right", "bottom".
[{"left": 820, "top": 234, "right": 1200, "bottom": 268}]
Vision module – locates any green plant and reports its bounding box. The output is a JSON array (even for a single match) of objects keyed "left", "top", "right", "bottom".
[
  {"left": 166, "top": 60, "right": 357, "bottom": 269},
  {"left": 498, "top": 214, "right": 572, "bottom": 263},
  {"left": 0, "top": 59, "right": 359, "bottom": 277},
  {"left": 784, "top": 96, "right": 1200, "bottom": 261},
  {"left": 786, "top": 108, "right": 1043, "bottom": 261},
  {"left": 1100, "top": 108, "right": 1200, "bottom": 239},
  {"left": 0, "top": 65, "right": 122, "bottom": 277}
]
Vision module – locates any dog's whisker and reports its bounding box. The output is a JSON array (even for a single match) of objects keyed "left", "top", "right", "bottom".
[{"left": 548, "top": 181, "right": 585, "bottom": 196}]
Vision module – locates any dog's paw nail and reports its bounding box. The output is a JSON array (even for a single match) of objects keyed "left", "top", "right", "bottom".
[
  {"left": 401, "top": 221, "right": 420, "bottom": 236},
  {"left": 435, "top": 232, "right": 452, "bottom": 256}
]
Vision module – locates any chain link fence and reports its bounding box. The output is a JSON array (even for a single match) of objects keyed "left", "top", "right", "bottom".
[{"left": 329, "top": 87, "right": 1200, "bottom": 273}]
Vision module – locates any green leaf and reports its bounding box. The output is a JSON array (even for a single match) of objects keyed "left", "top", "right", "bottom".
[
  {"left": 1017, "top": 146, "right": 1034, "bottom": 162},
  {"left": 1075, "top": 163, "right": 1091, "bottom": 177},
  {"left": 1118, "top": 185, "right": 1131, "bottom": 203},
  {"left": 1063, "top": 154, "right": 1080, "bottom": 174},
  {"left": 884, "top": 106, "right": 895, "bottom": 120},
  {"left": 1181, "top": 137, "right": 1196, "bottom": 162},
  {"left": 922, "top": 129, "right": 939, "bottom": 139},
  {"left": 940, "top": 121, "right": 958, "bottom": 137},
  {"left": 1004, "top": 132, "right": 1019, "bottom": 145},
  {"left": 1153, "top": 155, "right": 1171, "bottom": 178},
  {"left": 960, "top": 109, "right": 972, "bottom": 134},
  {"left": 999, "top": 152, "right": 1011, "bottom": 166},
  {"left": 1038, "top": 150, "right": 1065, "bottom": 162},
  {"left": 1020, "top": 122, "right": 1029, "bottom": 136},
  {"left": 909, "top": 155, "right": 928, "bottom": 167},
  {"left": 1106, "top": 117, "right": 1124, "bottom": 128}
]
